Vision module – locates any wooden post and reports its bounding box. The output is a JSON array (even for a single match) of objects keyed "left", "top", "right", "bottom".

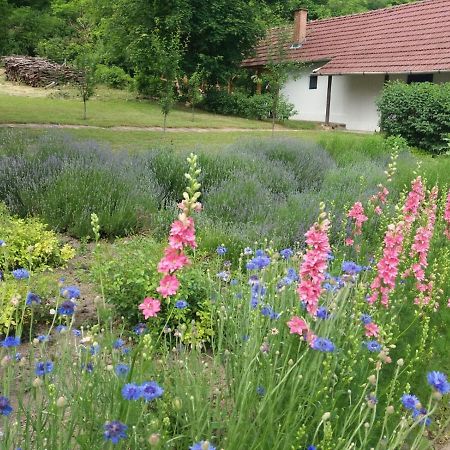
[{"left": 325, "top": 75, "right": 332, "bottom": 125}]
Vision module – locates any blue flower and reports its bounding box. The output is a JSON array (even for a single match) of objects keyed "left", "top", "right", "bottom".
[
  {"left": 57, "top": 301, "right": 76, "bottom": 316},
  {"left": 12, "top": 268, "right": 29, "bottom": 280},
  {"left": 35, "top": 361, "right": 53, "bottom": 376},
  {"left": 256, "top": 386, "right": 265, "bottom": 397},
  {"left": 114, "top": 364, "right": 130, "bottom": 377},
  {"left": 230, "top": 279, "right": 238, "bottom": 286},
  {"left": 427, "top": 371, "right": 450, "bottom": 394},
  {"left": 316, "top": 307, "right": 329, "bottom": 319},
  {"left": 15, "top": 352, "right": 22, "bottom": 361},
  {"left": 360, "top": 314, "right": 372, "bottom": 325},
  {"left": 90, "top": 343, "right": 101, "bottom": 356},
  {"left": 55, "top": 325, "right": 67, "bottom": 333},
  {"left": 26, "top": 292, "right": 41, "bottom": 306},
  {"left": 365, "top": 340, "right": 382, "bottom": 352},
  {"left": 243, "top": 247, "right": 253, "bottom": 255},
  {"left": 216, "top": 271, "right": 230, "bottom": 282},
  {"left": 113, "top": 338, "right": 124, "bottom": 349},
  {"left": 2, "top": 336, "right": 21, "bottom": 348},
  {"left": 280, "top": 248, "right": 293, "bottom": 259},
  {"left": 141, "top": 381, "right": 164, "bottom": 401},
  {"left": 307, "top": 446, "right": 317, "bottom": 450},
  {"left": 122, "top": 347, "right": 131, "bottom": 355},
  {"left": 412, "top": 408, "right": 431, "bottom": 426},
  {"left": 121, "top": 383, "right": 141, "bottom": 400},
  {"left": 0, "top": 396, "right": 13, "bottom": 416},
  {"left": 342, "top": 261, "right": 363, "bottom": 275},
  {"left": 402, "top": 394, "right": 420, "bottom": 410},
  {"left": 82, "top": 362, "right": 94, "bottom": 373},
  {"left": 72, "top": 329, "right": 81, "bottom": 337},
  {"left": 286, "top": 268, "right": 298, "bottom": 282},
  {"left": 312, "top": 338, "right": 335, "bottom": 353},
  {"left": 216, "top": 245, "right": 227, "bottom": 256},
  {"left": 133, "top": 323, "right": 147, "bottom": 335},
  {"left": 60, "top": 286, "right": 80, "bottom": 299},
  {"left": 103, "top": 420, "right": 127, "bottom": 444},
  {"left": 37, "top": 335, "right": 49, "bottom": 343},
  {"left": 175, "top": 300, "right": 189, "bottom": 309},
  {"left": 190, "top": 441, "right": 216, "bottom": 450},
  {"left": 246, "top": 253, "right": 271, "bottom": 270},
  {"left": 260, "top": 305, "right": 279, "bottom": 320},
  {"left": 367, "top": 394, "right": 378, "bottom": 405}
]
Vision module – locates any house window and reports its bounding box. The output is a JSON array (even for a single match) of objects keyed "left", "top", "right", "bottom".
[
  {"left": 309, "top": 75, "right": 318, "bottom": 89},
  {"left": 407, "top": 74, "right": 433, "bottom": 84}
]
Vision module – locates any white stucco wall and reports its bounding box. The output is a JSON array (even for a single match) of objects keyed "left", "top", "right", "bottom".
[{"left": 282, "top": 70, "right": 450, "bottom": 132}]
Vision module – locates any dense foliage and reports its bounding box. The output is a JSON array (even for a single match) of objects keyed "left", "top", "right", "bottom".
[{"left": 377, "top": 81, "right": 450, "bottom": 154}]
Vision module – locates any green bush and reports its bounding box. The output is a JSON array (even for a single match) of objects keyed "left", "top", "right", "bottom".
[
  {"left": 91, "top": 236, "right": 213, "bottom": 345},
  {"left": 377, "top": 81, "right": 450, "bottom": 154},
  {"left": 0, "top": 203, "right": 75, "bottom": 272},
  {"left": 94, "top": 64, "right": 132, "bottom": 89},
  {"left": 200, "top": 89, "right": 295, "bottom": 120}
]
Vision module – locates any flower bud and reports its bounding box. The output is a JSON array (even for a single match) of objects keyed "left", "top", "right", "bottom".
[
  {"left": 33, "top": 377, "right": 43, "bottom": 388},
  {"left": 397, "top": 358, "right": 404, "bottom": 366},
  {"left": 148, "top": 433, "right": 160, "bottom": 446},
  {"left": 386, "top": 405, "right": 394, "bottom": 414},
  {"left": 322, "top": 412, "right": 331, "bottom": 421},
  {"left": 173, "top": 398, "right": 182, "bottom": 411},
  {"left": 367, "top": 375, "right": 376, "bottom": 385},
  {"left": 56, "top": 396, "right": 67, "bottom": 408}
]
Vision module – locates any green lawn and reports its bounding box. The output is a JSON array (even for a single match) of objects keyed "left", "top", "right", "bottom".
[{"left": 0, "top": 93, "right": 274, "bottom": 129}]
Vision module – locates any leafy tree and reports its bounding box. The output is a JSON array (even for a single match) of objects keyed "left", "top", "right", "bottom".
[
  {"left": 74, "top": 48, "right": 97, "bottom": 120},
  {"left": 186, "top": 67, "right": 204, "bottom": 121}
]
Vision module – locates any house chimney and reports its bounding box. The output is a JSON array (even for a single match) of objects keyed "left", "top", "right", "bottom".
[{"left": 293, "top": 9, "right": 308, "bottom": 44}]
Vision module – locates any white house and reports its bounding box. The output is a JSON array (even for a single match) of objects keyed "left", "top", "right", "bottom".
[{"left": 242, "top": 0, "right": 450, "bottom": 132}]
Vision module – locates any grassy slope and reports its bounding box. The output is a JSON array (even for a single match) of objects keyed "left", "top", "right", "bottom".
[{"left": 0, "top": 93, "right": 276, "bottom": 129}]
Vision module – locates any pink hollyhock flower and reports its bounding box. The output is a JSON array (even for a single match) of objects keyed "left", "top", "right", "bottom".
[
  {"left": 365, "top": 322, "right": 379, "bottom": 338},
  {"left": 345, "top": 237, "right": 354, "bottom": 246},
  {"left": 403, "top": 176, "right": 425, "bottom": 225},
  {"left": 374, "top": 206, "right": 382, "bottom": 215},
  {"left": 169, "top": 217, "right": 197, "bottom": 249},
  {"left": 138, "top": 297, "right": 161, "bottom": 319},
  {"left": 287, "top": 316, "right": 309, "bottom": 335},
  {"left": 157, "top": 247, "right": 190, "bottom": 274},
  {"left": 157, "top": 274, "right": 180, "bottom": 298},
  {"left": 297, "top": 218, "right": 331, "bottom": 316}
]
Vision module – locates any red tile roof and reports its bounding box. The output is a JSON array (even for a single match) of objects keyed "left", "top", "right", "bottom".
[{"left": 242, "top": 0, "right": 450, "bottom": 74}]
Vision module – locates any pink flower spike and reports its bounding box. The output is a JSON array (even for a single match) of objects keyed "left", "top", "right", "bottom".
[
  {"left": 365, "top": 322, "right": 379, "bottom": 338},
  {"left": 139, "top": 297, "right": 161, "bottom": 319},
  {"left": 287, "top": 316, "right": 309, "bottom": 335},
  {"left": 157, "top": 274, "right": 180, "bottom": 298}
]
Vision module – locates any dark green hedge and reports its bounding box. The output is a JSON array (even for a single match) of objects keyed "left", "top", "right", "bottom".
[{"left": 377, "top": 81, "right": 450, "bottom": 154}]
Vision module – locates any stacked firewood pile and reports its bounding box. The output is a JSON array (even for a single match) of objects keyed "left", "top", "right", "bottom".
[{"left": 2, "top": 56, "right": 83, "bottom": 87}]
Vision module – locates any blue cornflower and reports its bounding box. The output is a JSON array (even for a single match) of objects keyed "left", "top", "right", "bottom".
[
  {"left": 365, "top": 340, "right": 382, "bottom": 352},
  {"left": 122, "top": 347, "right": 131, "bottom": 355},
  {"left": 57, "top": 301, "right": 76, "bottom": 316},
  {"left": 60, "top": 286, "right": 80, "bottom": 299},
  {"left": 133, "top": 323, "right": 147, "bottom": 335},
  {"left": 247, "top": 253, "right": 271, "bottom": 270},
  {"left": 0, "top": 396, "right": 13, "bottom": 416},
  {"left": 342, "top": 261, "right": 363, "bottom": 275},
  {"left": 367, "top": 394, "right": 378, "bottom": 406},
  {"left": 2, "top": 336, "right": 21, "bottom": 348},
  {"left": 82, "top": 362, "right": 94, "bottom": 373},
  {"left": 175, "top": 300, "right": 189, "bottom": 309},
  {"left": 360, "top": 314, "right": 372, "bottom": 325},
  {"left": 280, "top": 248, "right": 293, "bottom": 259},
  {"left": 243, "top": 247, "right": 253, "bottom": 255},
  {"left": 427, "top": 371, "right": 450, "bottom": 394},
  {"left": 37, "top": 335, "right": 49, "bottom": 343},
  {"left": 316, "top": 307, "right": 329, "bottom": 319},
  {"left": 114, "top": 364, "right": 130, "bottom": 377},
  {"left": 35, "top": 361, "right": 53, "bottom": 376},
  {"left": 15, "top": 352, "right": 22, "bottom": 361},
  {"left": 72, "top": 329, "right": 81, "bottom": 337},
  {"left": 307, "top": 446, "right": 317, "bottom": 450},
  {"left": 12, "top": 268, "right": 29, "bottom": 280},
  {"left": 261, "top": 306, "right": 273, "bottom": 317},
  {"left": 312, "top": 338, "right": 335, "bottom": 353},
  {"left": 216, "top": 245, "right": 227, "bottom": 256},
  {"left": 141, "top": 381, "right": 164, "bottom": 401},
  {"left": 190, "top": 441, "right": 216, "bottom": 450},
  {"left": 286, "top": 267, "right": 298, "bottom": 281},
  {"left": 216, "top": 271, "right": 230, "bottom": 282},
  {"left": 113, "top": 338, "right": 124, "bottom": 349},
  {"left": 55, "top": 325, "right": 67, "bottom": 333},
  {"left": 230, "top": 279, "right": 238, "bottom": 286},
  {"left": 256, "top": 386, "right": 265, "bottom": 397},
  {"left": 90, "top": 343, "right": 101, "bottom": 355},
  {"left": 327, "top": 251, "right": 334, "bottom": 261},
  {"left": 412, "top": 408, "right": 432, "bottom": 426},
  {"left": 402, "top": 394, "right": 420, "bottom": 410},
  {"left": 121, "top": 383, "right": 141, "bottom": 400},
  {"left": 26, "top": 292, "right": 41, "bottom": 306},
  {"left": 103, "top": 420, "right": 128, "bottom": 444}
]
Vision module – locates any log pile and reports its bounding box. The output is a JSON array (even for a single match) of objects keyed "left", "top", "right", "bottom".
[{"left": 2, "top": 56, "right": 83, "bottom": 87}]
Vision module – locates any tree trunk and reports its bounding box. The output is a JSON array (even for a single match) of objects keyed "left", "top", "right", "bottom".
[
  {"left": 83, "top": 98, "right": 87, "bottom": 120},
  {"left": 163, "top": 113, "right": 167, "bottom": 132}
]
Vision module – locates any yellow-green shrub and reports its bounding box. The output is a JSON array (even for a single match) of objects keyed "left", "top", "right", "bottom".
[{"left": 0, "top": 203, "right": 75, "bottom": 272}]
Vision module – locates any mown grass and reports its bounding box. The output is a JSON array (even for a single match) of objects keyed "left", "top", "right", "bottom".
[{"left": 0, "top": 93, "right": 275, "bottom": 129}]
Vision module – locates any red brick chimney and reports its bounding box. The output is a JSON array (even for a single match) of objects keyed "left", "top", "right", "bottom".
[{"left": 293, "top": 9, "right": 308, "bottom": 44}]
